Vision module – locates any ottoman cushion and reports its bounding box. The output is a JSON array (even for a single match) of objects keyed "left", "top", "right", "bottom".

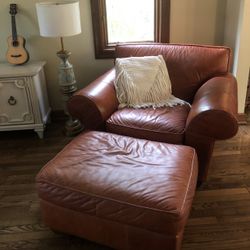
[{"left": 36, "top": 131, "right": 198, "bottom": 249}]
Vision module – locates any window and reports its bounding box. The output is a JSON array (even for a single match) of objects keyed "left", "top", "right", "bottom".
[
  {"left": 106, "top": 0, "right": 154, "bottom": 43},
  {"left": 91, "top": 0, "right": 170, "bottom": 59}
]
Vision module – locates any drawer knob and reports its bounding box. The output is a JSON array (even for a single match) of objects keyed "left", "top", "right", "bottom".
[{"left": 8, "top": 96, "right": 17, "bottom": 105}]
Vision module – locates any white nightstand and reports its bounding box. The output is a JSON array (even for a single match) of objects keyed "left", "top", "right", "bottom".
[{"left": 0, "top": 61, "right": 51, "bottom": 139}]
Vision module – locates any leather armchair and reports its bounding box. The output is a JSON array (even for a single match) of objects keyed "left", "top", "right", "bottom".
[{"left": 68, "top": 44, "right": 238, "bottom": 182}]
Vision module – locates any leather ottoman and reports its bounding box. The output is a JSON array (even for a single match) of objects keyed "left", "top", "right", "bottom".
[{"left": 36, "top": 131, "right": 198, "bottom": 250}]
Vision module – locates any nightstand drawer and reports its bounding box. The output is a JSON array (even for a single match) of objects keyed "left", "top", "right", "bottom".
[
  {"left": 0, "top": 61, "right": 51, "bottom": 138},
  {"left": 0, "top": 78, "right": 34, "bottom": 125}
]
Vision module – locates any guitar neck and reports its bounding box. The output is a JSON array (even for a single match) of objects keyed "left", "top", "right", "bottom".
[{"left": 11, "top": 15, "right": 18, "bottom": 42}]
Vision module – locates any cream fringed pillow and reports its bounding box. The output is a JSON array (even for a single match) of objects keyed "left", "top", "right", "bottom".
[{"left": 114, "top": 55, "right": 187, "bottom": 109}]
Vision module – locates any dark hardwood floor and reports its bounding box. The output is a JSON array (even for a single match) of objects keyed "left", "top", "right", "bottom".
[
  {"left": 183, "top": 124, "right": 250, "bottom": 250},
  {"left": 1, "top": 121, "right": 250, "bottom": 250}
]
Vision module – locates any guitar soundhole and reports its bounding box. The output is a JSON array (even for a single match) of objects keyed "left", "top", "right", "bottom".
[{"left": 12, "top": 41, "right": 19, "bottom": 47}]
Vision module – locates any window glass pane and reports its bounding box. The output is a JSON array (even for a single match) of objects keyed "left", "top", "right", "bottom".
[{"left": 105, "top": 0, "right": 154, "bottom": 44}]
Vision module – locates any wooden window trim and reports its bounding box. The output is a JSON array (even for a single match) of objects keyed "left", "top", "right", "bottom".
[{"left": 91, "top": 0, "right": 170, "bottom": 59}]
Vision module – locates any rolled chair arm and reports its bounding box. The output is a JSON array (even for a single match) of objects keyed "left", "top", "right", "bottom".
[
  {"left": 68, "top": 69, "right": 119, "bottom": 129},
  {"left": 186, "top": 74, "right": 238, "bottom": 139}
]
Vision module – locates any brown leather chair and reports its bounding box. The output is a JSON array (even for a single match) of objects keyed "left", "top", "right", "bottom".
[{"left": 68, "top": 44, "right": 238, "bottom": 182}]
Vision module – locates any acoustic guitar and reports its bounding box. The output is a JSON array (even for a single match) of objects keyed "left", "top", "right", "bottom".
[{"left": 6, "top": 4, "right": 29, "bottom": 65}]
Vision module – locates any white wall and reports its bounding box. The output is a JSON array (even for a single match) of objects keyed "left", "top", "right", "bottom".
[
  {"left": 225, "top": 0, "right": 250, "bottom": 113},
  {"left": 170, "top": 0, "right": 227, "bottom": 45},
  {"left": 233, "top": 0, "right": 250, "bottom": 113},
  {"left": 0, "top": 0, "right": 227, "bottom": 110},
  {"left": 224, "top": 0, "right": 241, "bottom": 55}
]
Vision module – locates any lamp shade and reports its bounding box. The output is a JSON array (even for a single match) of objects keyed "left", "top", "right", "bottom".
[{"left": 36, "top": 1, "right": 81, "bottom": 37}]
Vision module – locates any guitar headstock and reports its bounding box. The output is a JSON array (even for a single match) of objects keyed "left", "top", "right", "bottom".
[{"left": 9, "top": 4, "right": 17, "bottom": 16}]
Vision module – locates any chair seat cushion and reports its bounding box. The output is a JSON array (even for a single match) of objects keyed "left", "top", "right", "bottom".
[
  {"left": 36, "top": 131, "right": 198, "bottom": 236},
  {"left": 106, "top": 104, "right": 190, "bottom": 144}
]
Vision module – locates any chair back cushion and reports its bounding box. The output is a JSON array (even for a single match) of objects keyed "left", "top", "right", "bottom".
[{"left": 115, "top": 44, "right": 232, "bottom": 103}]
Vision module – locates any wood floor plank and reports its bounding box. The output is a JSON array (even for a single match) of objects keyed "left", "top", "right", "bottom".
[{"left": 1, "top": 121, "right": 250, "bottom": 249}]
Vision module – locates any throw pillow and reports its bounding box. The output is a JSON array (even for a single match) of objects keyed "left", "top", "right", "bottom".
[{"left": 114, "top": 55, "right": 187, "bottom": 108}]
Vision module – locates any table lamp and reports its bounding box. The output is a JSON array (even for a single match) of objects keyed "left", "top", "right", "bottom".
[{"left": 36, "top": 1, "right": 83, "bottom": 136}]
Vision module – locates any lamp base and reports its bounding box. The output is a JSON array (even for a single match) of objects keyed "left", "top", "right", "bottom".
[
  {"left": 57, "top": 48, "right": 83, "bottom": 136},
  {"left": 64, "top": 118, "right": 83, "bottom": 137}
]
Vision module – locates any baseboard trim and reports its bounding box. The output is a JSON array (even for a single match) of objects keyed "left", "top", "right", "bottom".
[{"left": 237, "top": 113, "right": 247, "bottom": 125}]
